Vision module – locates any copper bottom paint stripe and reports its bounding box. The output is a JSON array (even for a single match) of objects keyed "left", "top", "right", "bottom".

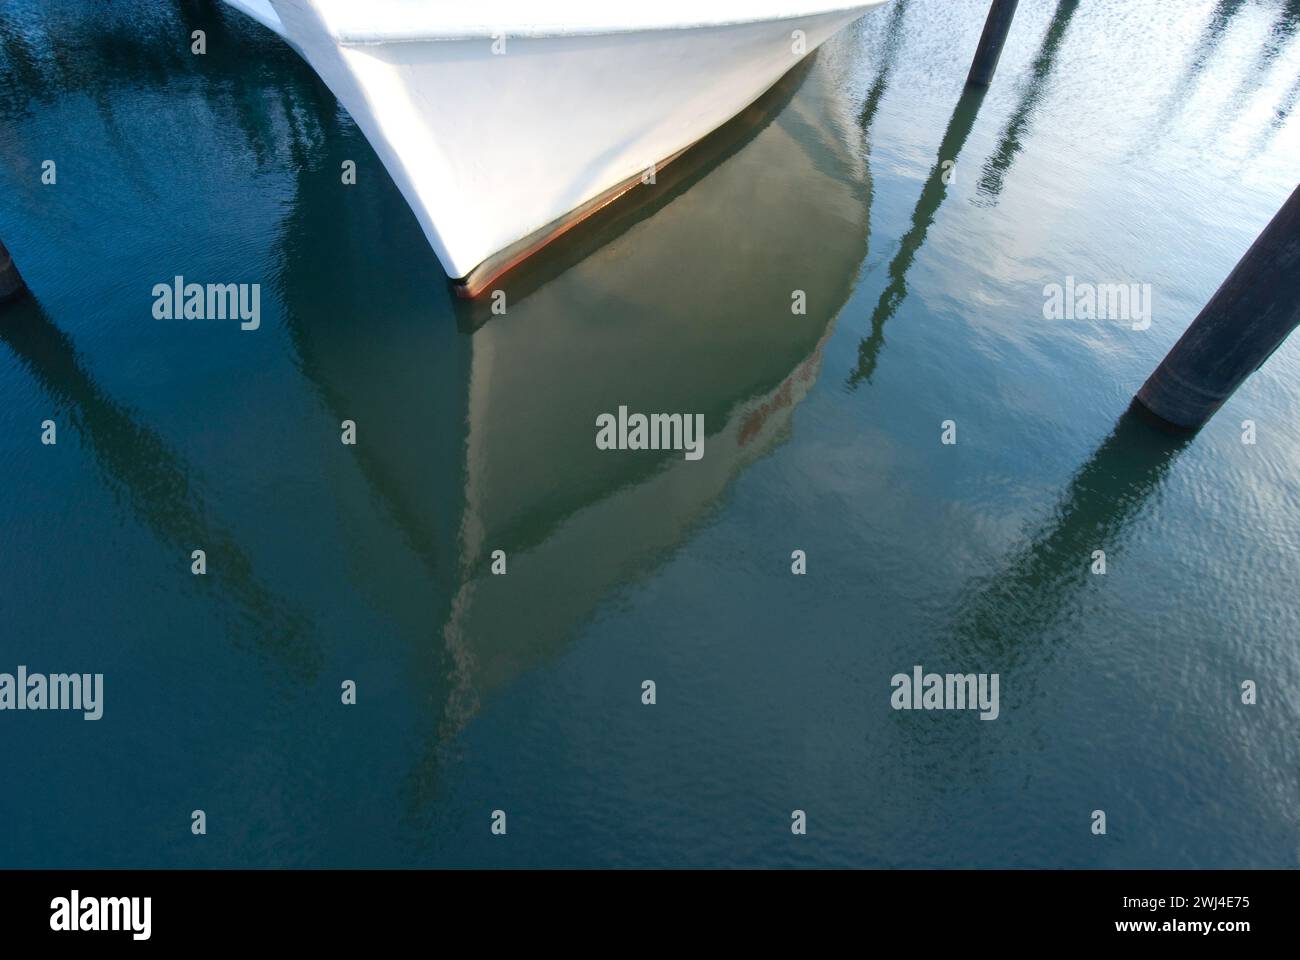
[{"left": 451, "top": 144, "right": 693, "bottom": 299}]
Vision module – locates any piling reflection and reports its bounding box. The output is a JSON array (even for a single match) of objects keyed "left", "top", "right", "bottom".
[
  {"left": 1142, "top": 0, "right": 1245, "bottom": 142},
  {"left": 848, "top": 83, "right": 987, "bottom": 387},
  {"left": 1266, "top": 0, "right": 1300, "bottom": 56},
  {"left": 974, "top": 0, "right": 1079, "bottom": 206},
  {"left": 1217, "top": 0, "right": 1300, "bottom": 122},
  {"left": 0, "top": 0, "right": 333, "bottom": 167},
  {"left": 0, "top": 0, "right": 452, "bottom": 619},
  {"left": 0, "top": 297, "right": 316, "bottom": 675},
  {"left": 0, "top": 3, "right": 199, "bottom": 120},
  {"left": 1266, "top": 71, "right": 1300, "bottom": 132},
  {"left": 888, "top": 407, "right": 1187, "bottom": 784},
  {"left": 949, "top": 406, "right": 1190, "bottom": 667},
  {"left": 856, "top": 0, "right": 909, "bottom": 136},
  {"left": 848, "top": 0, "right": 909, "bottom": 287}
]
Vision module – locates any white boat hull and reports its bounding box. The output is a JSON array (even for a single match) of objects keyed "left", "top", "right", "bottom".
[{"left": 223, "top": 0, "right": 887, "bottom": 292}]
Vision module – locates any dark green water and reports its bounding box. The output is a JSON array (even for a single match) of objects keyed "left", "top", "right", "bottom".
[{"left": 1, "top": 0, "right": 1297, "bottom": 867}]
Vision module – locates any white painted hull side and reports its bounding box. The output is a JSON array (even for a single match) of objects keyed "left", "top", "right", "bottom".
[{"left": 222, "top": 0, "right": 888, "bottom": 289}]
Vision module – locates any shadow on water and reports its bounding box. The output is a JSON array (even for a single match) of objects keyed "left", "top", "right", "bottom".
[
  {"left": 948, "top": 405, "right": 1190, "bottom": 670},
  {"left": 0, "top": 296, "right": 317, "bottom": 676},
  {"left": 974, "top": 0, "right": 1079, "bottom": 206},
  {"left": 847, "top": 83, "right": 988, "bottom": 388}
]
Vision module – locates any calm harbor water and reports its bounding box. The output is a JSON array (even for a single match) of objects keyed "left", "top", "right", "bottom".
[{"left": 1, "top": 0, "right": 1298, "bottom": 868}]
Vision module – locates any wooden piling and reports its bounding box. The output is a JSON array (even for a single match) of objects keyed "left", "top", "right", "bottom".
[
  {"left": 1135, "top": 183, "right": 1300, "bottom": 431},
  {"left": 0, "top": 239, "right": 25, "bottom": 303},
  {"left": 967, "top": 0, "right": 1020, "bottom": 87}
]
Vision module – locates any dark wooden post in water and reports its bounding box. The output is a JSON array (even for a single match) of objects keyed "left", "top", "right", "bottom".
[
  {"left": 967, "top": 0, "right": 1020, "bottom": 87},
  {"left": 1136, "top": 183, "right": 1300, "bottom": 431},
  {"left": 0, "top": 239, "right": 25, "bottom": 303}
]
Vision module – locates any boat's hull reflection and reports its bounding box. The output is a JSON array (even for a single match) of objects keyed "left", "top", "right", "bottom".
[
  {"left": 440, "top": 47, "right": 871, "bottom": 728},
  {"left": 280, "top": 38, "right": 872, "bottom": 741}
]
